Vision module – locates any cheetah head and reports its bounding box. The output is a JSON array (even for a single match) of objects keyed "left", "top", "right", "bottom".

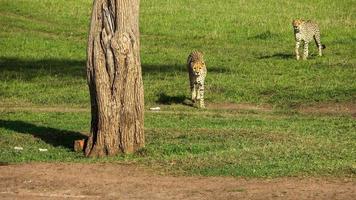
[
  {"left": 292, "top": 19, "right": 304, "bottom": 31},
  {"left": 192, "top": 61, "right": 205, "bottom": 76}
]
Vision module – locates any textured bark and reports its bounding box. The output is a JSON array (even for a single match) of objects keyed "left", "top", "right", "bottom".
[{"left": 85, "top": 0, "right": 144, "bottom": 157}]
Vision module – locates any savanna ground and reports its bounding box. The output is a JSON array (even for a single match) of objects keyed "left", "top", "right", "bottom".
[{"left": 0, "top": 0, "right": 355, "bottom": 199}]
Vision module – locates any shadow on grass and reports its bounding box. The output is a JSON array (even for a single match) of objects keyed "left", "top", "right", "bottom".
[
  {"left": 156, "top": 92, "right": 187, "bottom": 105},
  {"left": 0, "top": 57, "right": 231, "bottom": 80},
  {"left": 156, "top": 92, "right": 195, "bottom": 107},
  {"left": 143, "top": 64, "right": 232, "bottom": 74},
  {"left": 258, "top": 53, "right": 294, "bottom": 59},
  {"left": 248, "top": 31, "right": 279, "bottom": 40},
  {"left": 0, "top": 57, "right": 86, "bottom": 79},
  {"left": 0, "top": 119, "right": 87, "bottom": 149},
  {"left": 0, "top": 58, "right": 185, "bottom": 78}
]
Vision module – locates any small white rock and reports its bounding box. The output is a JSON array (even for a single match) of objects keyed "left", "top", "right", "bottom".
[
  {"left": 14, "top": 146, "right": 23, "bottom": 150},
  {"left": 38, "top": 148, "right": 48, "bottom": 152},
  {"left": 149, "top": 107, "right": 161, "bottom": 111}
]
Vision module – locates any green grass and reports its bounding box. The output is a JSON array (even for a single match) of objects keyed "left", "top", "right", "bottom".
[
  {"left": 0, "top": 0, "right": 355, "bottom": 177},
  {"left": 0, "top": 108, "right": 355, "bottom": 177},
  {"left": 0, "top": 0, "right": 355, "bottom": 107}
]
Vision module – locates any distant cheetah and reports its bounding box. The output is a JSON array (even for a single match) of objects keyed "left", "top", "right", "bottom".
[
  {"left": 292, "top": 19, "right": 326, "bottom": 60},
  {"left": 187, "top": 51, "right": 207, "bottom": 108}
]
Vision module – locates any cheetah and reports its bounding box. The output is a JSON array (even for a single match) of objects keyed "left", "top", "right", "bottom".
[
  {"left": 292, "top": 19, "right": 326, "bottom": 60},
  {"left": 187, "top": 51, "right": 207, "bottom": 108}
]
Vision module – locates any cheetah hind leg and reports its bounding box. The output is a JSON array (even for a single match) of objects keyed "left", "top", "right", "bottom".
[
  {"left": 303, "top": 42, "right": 309, "bottom": 60},
  {"left": 313, "top": 34, "right": 325, "bottom": 56}
]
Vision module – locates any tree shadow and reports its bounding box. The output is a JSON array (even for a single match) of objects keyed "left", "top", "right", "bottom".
[
  {"left": 0, "top": 58, "right": 186, "bottom": 79},
  {"left": 258, "top": 53, "right": 294, "bottom": 60},
  {"left": 0, "top": 57, "right": 231, "bottom": 80},
  {"left": 0, "top": 119, "right": 87, "bottom": 150},
  {"left": 0, "top": 57, "right": 86, "bottom": 80}
]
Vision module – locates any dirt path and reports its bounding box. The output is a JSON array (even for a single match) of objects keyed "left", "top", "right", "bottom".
[
  {"left": 0, "top": 163, "right": 355, "bottom": 200},
  {"left": 1, "top": 102, "right": 355, "bottom": 116}
]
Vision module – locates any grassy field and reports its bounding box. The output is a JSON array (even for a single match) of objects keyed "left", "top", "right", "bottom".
[{"left": 0, "top": 0, "right": 355, "bottom": 177}]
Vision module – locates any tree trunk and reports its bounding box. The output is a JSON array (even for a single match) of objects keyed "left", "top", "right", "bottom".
[{"left": 85, "top": 0, "right": 144, "bottom": 157}]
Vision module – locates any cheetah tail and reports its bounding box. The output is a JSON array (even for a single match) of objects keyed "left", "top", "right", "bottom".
[{"left": 321, "top": 44, "right": 326, "bottom": 49}]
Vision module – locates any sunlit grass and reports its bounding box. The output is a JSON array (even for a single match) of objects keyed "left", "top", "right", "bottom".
[
  {"left": 0, "top": 109, "right": 355, "bottom": 177},
  {"left": 0, "top": 0, "right": 355, "bottom": 108}
]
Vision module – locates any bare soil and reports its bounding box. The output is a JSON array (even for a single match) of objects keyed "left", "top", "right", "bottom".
[
  {"left": 0, "top": 163, "right": 355, "bottom": 200},
  {"left": 207, "top": 102, "right": 356, "bottom": 118},
  {"left": 1, "top": 102, "right": 355, "bottom": 117},
  {"left": 298, "top": 102, "right": 356, "bottom": 116},
  {"left": 207, "top": 102, "right": 273, "bottom": 112}
]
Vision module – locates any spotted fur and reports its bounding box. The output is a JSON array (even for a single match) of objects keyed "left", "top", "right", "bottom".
[
  {"left": 292, "top": 19, "right": 326, "bottom": 60},
  {"left": 187, "top": 51, "right": 207, "bottom": 108}
]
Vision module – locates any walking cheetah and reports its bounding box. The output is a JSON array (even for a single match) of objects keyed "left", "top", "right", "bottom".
[
  {"left": 187, "top": 51, "right": 207, "bottom": 108},
  {"left": 292, "top": 19, "right": 326, "bottom": 60}
]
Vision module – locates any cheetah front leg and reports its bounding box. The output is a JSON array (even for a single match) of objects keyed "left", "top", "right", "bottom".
[
  {"left": 197, "top": 83, "right": 205, "bottom": 108},
  {"left": 303, "top": 42, "right": 309, "bottom": 60},
  {"left": 295, "top": 41, "right": 300, "bottom": 60},
  {"left": 191, "top": 84, "right": 197, "bottom": 102}
]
